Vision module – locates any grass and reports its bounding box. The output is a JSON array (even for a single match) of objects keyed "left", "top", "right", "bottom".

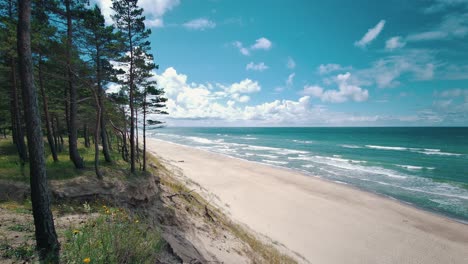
[
  {"left": 0, "top": 136, "right": 129, "bottom": 182},
  {"left": 0, "top": 242, "right": 35, "bottom": 261},
  {"left": 61, "top": 206, "right": 165, "bottom": 264}
]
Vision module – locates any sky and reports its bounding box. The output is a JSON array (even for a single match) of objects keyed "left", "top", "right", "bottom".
[{"left": 93, "top": 0, "right": 468, "bottom": 127}]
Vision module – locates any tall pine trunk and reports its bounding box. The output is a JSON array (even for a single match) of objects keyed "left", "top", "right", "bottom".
[
  {"left": 10, "top": 56, "right": 28, "bottom": 163},
  {"left": 96, "top": 47, "right": 111, "bottom": 163},
  {"left": 17, "top": 0, "right": 60, "bottom": 261},
  {"left": 65, "top": 0, "right": 84, "bottom": 168},
  {"left": 92, "top": 90, "right": 103, "bottom": 179},
  {"left": 38, "top": 57, "right": 58, "bottom": 162}
]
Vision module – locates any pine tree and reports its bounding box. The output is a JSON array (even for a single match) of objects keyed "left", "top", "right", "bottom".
[
  {"left": 112, "top": 0, "right": 153, "bottom": 173},
  {"left": 17, "top": 0, "right": 60, "bottom": 261}
]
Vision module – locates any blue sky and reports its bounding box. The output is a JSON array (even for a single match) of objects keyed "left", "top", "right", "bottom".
[{"left": 95, "top": 0, "right": 468, "bottom": 126}]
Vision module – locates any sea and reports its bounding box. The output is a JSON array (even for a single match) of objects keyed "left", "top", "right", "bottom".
[{"left": 148, "top": 127, "right": 468, "bottom": 222}]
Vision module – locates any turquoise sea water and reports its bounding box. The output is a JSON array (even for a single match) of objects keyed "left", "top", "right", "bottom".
[{"left": 149, "top": 127, "right": 468, "bottom": 222}]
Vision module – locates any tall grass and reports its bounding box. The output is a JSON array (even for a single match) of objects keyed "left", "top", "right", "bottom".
[{"left": 62, "top": 206, "right": 165, "bottom": 264}]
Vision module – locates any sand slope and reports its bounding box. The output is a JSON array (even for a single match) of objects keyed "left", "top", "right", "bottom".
[{"left": 147, "top": 139, "right": 468, "bottom": 264}]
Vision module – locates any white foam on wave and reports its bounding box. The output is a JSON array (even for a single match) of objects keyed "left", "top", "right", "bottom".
[
  {"left": 292, "top": 140, "right": 314, "bottom": 144},
  {"left": 366, "top": 145, "right": 408, "bottom": 151},
  {"left": 365, "top": 145, "right": 462, "bottom": 157},
  {"left": 262, "top": 160, "right": 288, "bottom": 165},
  {"left": 340, "top": 144, "right": 362, "bottom": 149},
  {"left": 309, "top": 155, "right": 407, "bottom": 179},
  {"left": 256, "top": 154, "right": 279, "bottom": 159},
  {"left": 187, "top": 136, "right": 221, "bottom": 144},
  {"left": 241, "top": 137, "right": 258, "bottom": 140},
  {"left": 396, "top": 165, "right": 424, "bottom": 170},
  {"left": 417, "top": 150, "right": 462, "bottom": 156},
  {"left": 245, "top": 145, "right": 309, "bottom": 155}
]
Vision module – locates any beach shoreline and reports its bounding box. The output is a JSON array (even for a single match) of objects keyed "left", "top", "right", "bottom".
[{"left": 147, "top": 138, "right": 468, "bottom": 264}]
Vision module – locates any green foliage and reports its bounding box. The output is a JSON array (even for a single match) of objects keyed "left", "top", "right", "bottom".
[
  {"left": 0, "top": 137, "right": 126, "bottom": 182},
  {"left": 62, "top": 207, "right": 165, "bottom": 264},
  {"left": 7, "top": 223, "right": 33, "bottom": 232},
  {"left": 0, "top": 242, "right": 35, "bottom": 261}
]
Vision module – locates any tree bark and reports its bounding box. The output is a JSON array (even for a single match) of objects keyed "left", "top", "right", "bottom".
[
  {"left": 10, "top": 57, "right": 28, "bottom": 163},
  {"left": 84, "top": 124, "right": 90, "bottom": 148},
  {"left": 17, "top": 0, "right": 60, "bottom": 261},
  {"left": 143, "top": 100, "right": 146, "bottom": 171},
  {"left": 65, "top": 0, "right": 84, "bottom": 168},
  {"left": 96, "top": 46, "right": 111, "bottom": 162},
  {"left": 92, "top": 90, "right": 103, "bottom": 179},
  {"left": 38, "top": 57, "right": 58, "bottom": 162}
]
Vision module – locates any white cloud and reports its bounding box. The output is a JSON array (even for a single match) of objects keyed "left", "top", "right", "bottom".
[
  {"left": 355, "top": 20, "right": 386, "bottom": 48},
  {"left": 423, "top": 0, "right": 468, "bottom": 14},
  {"left": 225, "top": 79, "right": 261, "bottom": 94},
  {"left": 286, "top": 73, "right": 295, "bottom": 86},
  {"left": 251, "top": 37, "right": 272, "bottom": 50},
  {"left": 141, "top": 67, "right": 456, "bottom": 126},
  {"left": 91, "top": 0, "right": 180, "bottom": 27},
  {"left": 406, "top": 13, "right": 468, "bottom": 42},
  {"left": 287, "top": 57, "right": 296, "bottom": 69},
  {"left": 302, "top": 85, "right": 324, "bottom": 98},
  {"left": 318, "top": 64, "right": 347, "bottom": 75},
  {"left": 183, "top": 18, "right": 216, "bottom": 30},
  {"left": 385, "top": 36, "right": 406, "bottom": 50},
  {"left": 351, "top": 50, "right": 436, "bottom": 88},
  {"left": 302, "top": 73, "right": 369, "bottom": 103},
  {"left": 233, "top": 37, "right": 273, "bottom": 56},
  {"left": 406, "top": 31, "right": 448, "bottom": 41},
  {"left": 233, "top": 41, "right": 250, "bottom": 56},
  {"left": 146, "top": 18, "right": 164, "bottom": 28},
  {"left": 246, "top": 62, "right": 269, "bottom": 71}
]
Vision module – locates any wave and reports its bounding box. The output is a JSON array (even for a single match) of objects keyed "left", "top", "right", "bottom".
[
  {"left": 366, "top": 145, "right": 408, "bottom": 151},
  {"left": 340, "top": 144, "right": 362, "bottom": 149},
  {"left": 365, "top": 145, "right": 462, "bottom": 157},
  {"left": 256, "top": 154, "right": 279, "bottom": 159},
  {"left": 292, "top": 140, "right": 314, "bottom": 144},
  {"left": 396, "top": 165, "right": 424, "bottom": 170},
  {"left": 262, "top": 160, "right": 288, "bottom": 165},
  {"left": 187, "top": 136, "right": 220, "bottom": 144},
  {"left": 417, "top": 150, "right": 462, "bottom": 156},
  {"left": 396, "top": 165, "right": 436, "bottom": 170},
  {"left": 241, "top": 137, "right": 258, "bottom": 140}
]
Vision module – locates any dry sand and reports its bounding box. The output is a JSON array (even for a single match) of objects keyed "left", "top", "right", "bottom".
[{"left": 147, "top": 138, "right": 468, "bottom": 264}]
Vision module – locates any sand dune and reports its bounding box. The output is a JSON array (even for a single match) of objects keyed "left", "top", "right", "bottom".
[{"left": 147, "top": 138, "right": 468, "bottom": 264}]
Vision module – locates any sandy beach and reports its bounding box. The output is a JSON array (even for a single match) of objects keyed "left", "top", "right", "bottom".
[{"left": 147, "top": 138, "right": 468, "bottom": 264}]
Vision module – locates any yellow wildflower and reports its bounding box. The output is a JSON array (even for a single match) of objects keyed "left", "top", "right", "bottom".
[
  {"left": 105, "top": 209, "right": 110, "bottom": 214},
  {"left": 83, "top": 257, "right": 91, "bottom": 263},
  {"left": 135, "top": 219, "right": 139, "bottom": 223},
  {"left": 73, "top": 229, "right": 80, "bottom": 235}
]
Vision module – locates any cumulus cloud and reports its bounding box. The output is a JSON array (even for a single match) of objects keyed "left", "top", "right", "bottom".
[
  {"left": 233, "top": 37, "right": 272, "bottom": 55},
  {"left": 287, "top": 57, "right": 296, "bottom": 69},
  {"left": 246, "top": 62, "right": 269, "bottom": 71},
  {"left": 355, "top": 20, "right": 386, "bottom": 48},
  {"left": 385, "top": 36, "right": 406, "bottom": 50},
  {"left": 303, "top": 73, "right": 369, "bottom": 103},
  {"left": 183, "top": 18, "right": 216, "bottom": 30},
  {"left": 225, "top": 79, "right": 261, "bottom": 94},
  {"left": 251, "top": 37, "right": 272, "bottom": 50},
  {"left": 91, "top": 0, "right": 180, "bottom": 27}
]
